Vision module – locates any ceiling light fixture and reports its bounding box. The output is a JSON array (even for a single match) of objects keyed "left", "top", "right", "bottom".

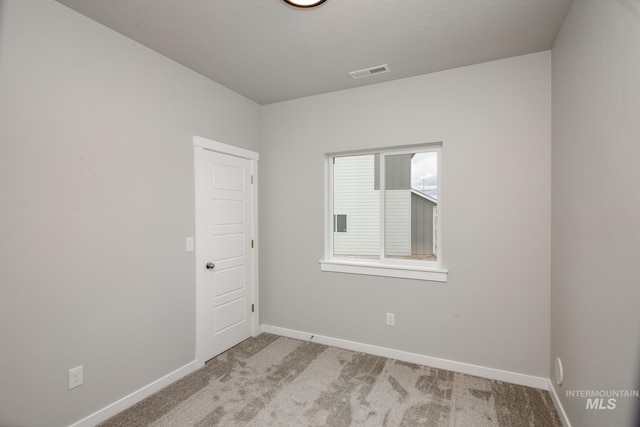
[{"left": 282, "top": 0, "right": 327, "bottom": 8}]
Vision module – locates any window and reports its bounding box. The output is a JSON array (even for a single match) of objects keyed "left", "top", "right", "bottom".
[
  {"left": 334, "top": 214, "right": 348, "bottom": 233},
  {"left": 320, "top": 144, "right": 447, "bottom": 282}
]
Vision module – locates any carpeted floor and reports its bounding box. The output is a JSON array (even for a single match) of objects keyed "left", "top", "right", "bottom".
[{"left": 99, "top": 334, "right": 562, "bottom": 426}]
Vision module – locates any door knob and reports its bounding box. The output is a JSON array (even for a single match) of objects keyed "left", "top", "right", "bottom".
[{"left": 206, "top": 262, "right": 215, "bottom": 270}]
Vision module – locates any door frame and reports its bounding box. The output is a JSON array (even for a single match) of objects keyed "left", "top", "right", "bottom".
[{"left": 193, "top": 136, "right": 259, "bottom": 365}]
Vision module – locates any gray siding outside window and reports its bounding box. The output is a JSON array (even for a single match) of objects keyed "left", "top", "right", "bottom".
[{"left": 411, "top": 192, "right": 436, "bottom": 256}]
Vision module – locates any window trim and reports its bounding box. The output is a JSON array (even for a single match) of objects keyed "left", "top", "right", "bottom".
[{"left": 320, "top": 144, "right": 448, "bottom": 282}]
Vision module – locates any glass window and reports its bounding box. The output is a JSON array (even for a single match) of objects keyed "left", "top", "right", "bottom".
[
  {"left": 328, "top": 145, "right": 441, "bottom": 269},
  {"left": 334, "top": 214, "right": 348, "bottom": 233}
]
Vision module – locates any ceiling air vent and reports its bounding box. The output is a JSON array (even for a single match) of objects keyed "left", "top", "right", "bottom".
[{"left": 349, "top": 64, "right": 390, "bottom": 80}]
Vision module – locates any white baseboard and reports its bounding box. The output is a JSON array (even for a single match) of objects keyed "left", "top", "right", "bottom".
[
  {"left": 70, "top": 360, "right": 202, "bottom": 427},
  {"left": 260, "top": 324, "right": 549, "bottom": 390},
  {"left": 548, "top": 381, "right": 572, "bottom": 427}
]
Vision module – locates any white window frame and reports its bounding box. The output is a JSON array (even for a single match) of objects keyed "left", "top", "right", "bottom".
[{"left": 320, "top": 144, "right": 448, "bottom": 282}]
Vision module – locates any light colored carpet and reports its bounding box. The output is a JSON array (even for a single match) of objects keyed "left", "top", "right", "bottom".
[{"left": 99, "top": 334, "right": 562, "bottom": 426}]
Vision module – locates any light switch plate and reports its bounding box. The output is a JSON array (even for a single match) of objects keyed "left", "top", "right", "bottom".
[{"left": 186, "top": 237, "right": 194, "bottom": 252}]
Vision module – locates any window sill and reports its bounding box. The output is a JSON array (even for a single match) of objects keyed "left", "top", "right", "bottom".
[{"left": 319, "top": 259, "right": 448, "bottom": 282}]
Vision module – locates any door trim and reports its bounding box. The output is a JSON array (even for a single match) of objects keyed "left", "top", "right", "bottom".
[
  {"left": 193, "top": 136, "right": 259, "bottom": 365},
  {"left": 194, "top": 136, "right": 259, "bottom": 161}
]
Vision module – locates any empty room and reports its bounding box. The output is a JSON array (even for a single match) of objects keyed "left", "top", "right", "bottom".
[{"left": 1, "top": 0, "right": 638, "bottom": 426}]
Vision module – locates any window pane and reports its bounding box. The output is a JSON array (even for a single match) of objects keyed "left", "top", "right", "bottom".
[
  {"left": 384, "top": 152, "right": 438, "bottom": 261},
  {"left": 335, "top": 214, "right": 347, "bottom": 233},
  {"left": 333, "top": 155, "right": 380, "bottom": 259}
]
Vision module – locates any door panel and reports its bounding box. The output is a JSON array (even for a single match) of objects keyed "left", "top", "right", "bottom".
[
  {"left": 213, "top": 164, "right": 245, "bottom": 192},
  {"left": 212, "top": 200, "right": 245, "bottom": 225},
  {"left": 213, "top": 266, "right": 245, "bottom": 297},
  {"left": 212, "top": 234, "right": 244, "bottom": 260},
  {"left": 214, "top": 298, "right": 246, "bottom": 333}
]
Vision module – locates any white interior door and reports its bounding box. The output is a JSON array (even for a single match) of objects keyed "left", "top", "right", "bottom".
[{"left": 195, "top": 143, "right": 256, "bottom": 362}]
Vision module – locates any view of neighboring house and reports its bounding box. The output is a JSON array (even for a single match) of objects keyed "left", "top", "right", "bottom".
[{"left": 333, "top": 153, "right": 437, "bottom": 259}]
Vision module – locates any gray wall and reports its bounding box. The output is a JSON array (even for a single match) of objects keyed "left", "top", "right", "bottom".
[
  {"left": 551, "top": 1, "right": 640, "bottom": 426},
  {"left": 261, "top": 52, "right": 551, "bottom": 378},
  {"left": 0, "top": 1, "right": 260, "bottom": 426}
]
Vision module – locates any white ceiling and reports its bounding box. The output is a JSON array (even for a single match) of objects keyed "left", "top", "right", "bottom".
[{"left": 55, "top": 0, "right": 573, "bottom": 105}]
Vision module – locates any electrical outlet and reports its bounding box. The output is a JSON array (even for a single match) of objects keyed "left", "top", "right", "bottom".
[
  {"left": 386, "top": 312, "right": 395, "bottom": 327},
  {"left": 68, "top": 365, "right": 83, "bottom": 390},
  {"left": 185, "top": 237, "right": 194, "bottom": 252},
  {"left": 555, "top": 357, "right": 564, "bottom": 386}
]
